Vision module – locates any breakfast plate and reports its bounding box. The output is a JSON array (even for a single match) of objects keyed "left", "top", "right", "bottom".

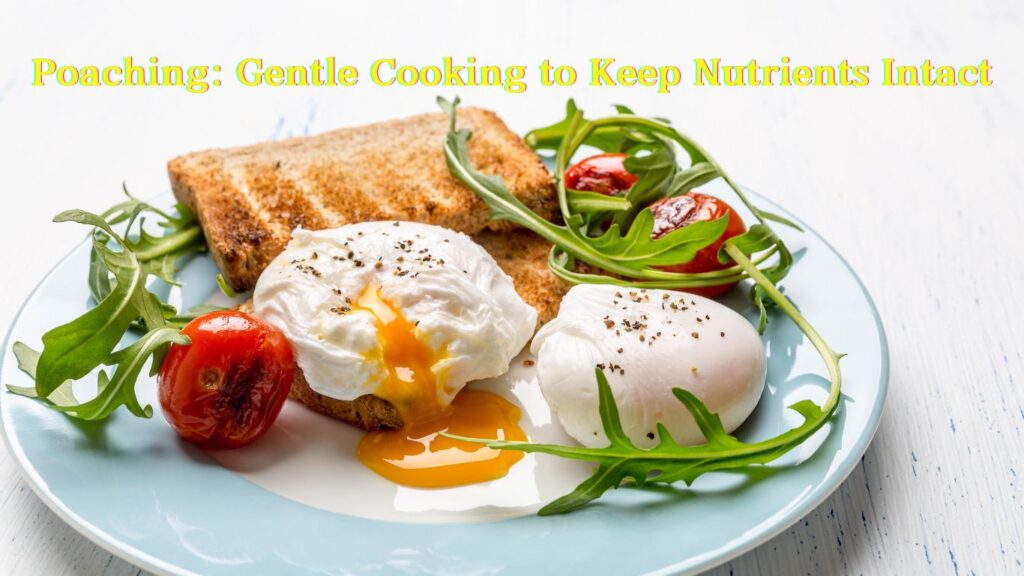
[{"left": 1, "top": 181, "right": 887, "bottom": 575}]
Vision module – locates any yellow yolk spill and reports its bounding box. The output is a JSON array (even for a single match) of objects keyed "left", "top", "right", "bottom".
[{"left": 353, "top": 286, "right": 525, "bottom": 488}]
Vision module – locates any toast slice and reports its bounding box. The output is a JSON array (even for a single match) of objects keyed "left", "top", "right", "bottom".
[
  {"left": 170, "top": 107, "right": 557, "bottom": 292},
  {"left": 241, "top": 230, "right": 566, "bottom": 431},
  {"left": 471, "top": 229, "right": 568, "bottom": 327}
]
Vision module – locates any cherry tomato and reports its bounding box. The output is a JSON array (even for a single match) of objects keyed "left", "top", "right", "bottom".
[
  {"left": 158, "top": 310, "right": 294, "bottom": 449},
  {"left": 648, "top": 192, "right": 747, "bottom": 298},
  {"left": 564, "top": 153, "right": 637, "bottom": 195}
]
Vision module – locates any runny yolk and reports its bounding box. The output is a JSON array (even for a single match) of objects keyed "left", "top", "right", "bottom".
[{"left": 352, "top": 286, "right": 525, "bottom": 488}]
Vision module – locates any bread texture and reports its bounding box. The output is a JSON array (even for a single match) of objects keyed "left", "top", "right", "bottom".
[
  {"left": 240, "top": 230, "right": 565, "bottom": 431},
  {"left": 170, "top": 107, "right": 557, "bottom": 292},
  {"left": 289, "top": 370, "right": 403, "bottom": 431},
  {"left": 472, "top": 229, "right": 568, "bottom": 327}
]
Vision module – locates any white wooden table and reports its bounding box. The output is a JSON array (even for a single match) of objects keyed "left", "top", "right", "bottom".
[{"left": 1, "top": 1, "right": 1022, "bottom": 574}]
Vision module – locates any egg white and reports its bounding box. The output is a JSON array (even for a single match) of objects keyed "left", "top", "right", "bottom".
[
  {"left": 253, "top": 222, "right": 537, "bottom": 407},
  {"left": 531, "top": 284, "right": 766, "bottom": 448}
]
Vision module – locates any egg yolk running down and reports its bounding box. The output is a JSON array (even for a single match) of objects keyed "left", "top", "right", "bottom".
[{"left": 353, "top": 286, "right": 525, "bottom": 488}]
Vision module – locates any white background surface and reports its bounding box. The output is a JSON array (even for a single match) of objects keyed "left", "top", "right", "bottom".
[{"left": 1, "top": 1, "right": 1022, "bottom": 574}]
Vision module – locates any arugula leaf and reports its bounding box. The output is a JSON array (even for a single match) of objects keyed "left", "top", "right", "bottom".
[
  {"left": 133, "top": 225, "right": 205, "bottom": 285},
  {"left": 622, "top": 143, "right": 676, "bottom": 205},
  {"left": 587, "top": 210, "right": 727, "bottom": 268},
  {"left": 666, "top": 162, "right": 721, "bottom": 197},
  {"left": 443, "top": 98, "right": 842, "bottom": 515},
  {"left": 216, "top": 273, "right": 239, "bottom": 298},
  {"left": 717, "top": 223, "right": 779, "bottom": 264},
  {"left": 442, "top": 100, "right": 737, "bottom": 283},
  {"left": 87, "top": 233, "right": 113, "bottom": 303},
  {"left": 442, "top": 98, "right": 799, "bottom": 309},
  {"left": 6, "top": 342, "right": 80, "bottom": 408},
  {"left": 7, "top": 189, "right": 213, "bottom": 420},
  {"left": 34, "top": 238, "right": 146, "bottom": 396},
  {"left": 614, "top": 141, "right": 677, "bottom": 227},
  {"left": 54, "top": 209, "right": 123, "bottom": 239},
  {"left": 435, "top": 95, "right": 461, "bottom": 132},
  {"left": 449, "top": 244, "right": 843, "bottom": 515},
  {"left": 758, "top": 208, "right": 804, "bottom": 232},
  {"left": 526, "top": 100, "right": 618, "bottom": 153},
  {"left": 56, "top": 327, "right": 188, "bottom": 419},
  {"left": 566, "top": 189, "right": 632, "bottom": 214}
]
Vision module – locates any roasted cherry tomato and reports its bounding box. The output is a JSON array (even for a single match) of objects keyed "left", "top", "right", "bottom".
[
  {"left": 159, "top": 310, "right": 294, "bottom": 449},
  {"left": 564, "top": 152, "right": 637, "bottom": 195},
  {"left": 566, "top": 153, "right": 747, "bottom": 298},
  {"left": 649, "top": 192, "right": 747, "bottom": 298}
]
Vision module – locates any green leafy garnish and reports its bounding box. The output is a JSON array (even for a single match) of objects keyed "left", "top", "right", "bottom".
[
  {"left": 443, "top": 114, "right": 728, "bottom": 280},
  {"left": 442, "top": 97, "right": 802, "bottom": 332},
  {"left": 449, "top": 244, "right": 843, "bottom": 515},
  {"left": 216, "top": 273, "right": 239, "bottom": 298},
  {"left": 442, "top": 98, "right": 843, "bottom": 515},
  {"left": 6, "top": 189, "right": 211, "bottom": 419}
]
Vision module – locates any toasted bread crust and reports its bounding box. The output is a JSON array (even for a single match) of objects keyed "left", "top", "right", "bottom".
[
  {"left": 472, "top": 229, "right": 568, "bottom": 326},
  {"left": 289, "top": 369, "right": 405, "bottom": 431},
  {"left": 170, "top": 107, "right": 557, "bottom": 292}
]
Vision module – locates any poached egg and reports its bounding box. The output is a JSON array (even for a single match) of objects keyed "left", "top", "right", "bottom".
[
  {"left": 254, "top": 222, "right": 536, "bottom": 486},
  {"left": 531, "top": 284, "right": 766, "bottom": 448}
]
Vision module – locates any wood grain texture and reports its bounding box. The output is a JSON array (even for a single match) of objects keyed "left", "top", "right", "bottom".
[{"left": 1, "top": 1, "right": 1022, "bottom": 575}]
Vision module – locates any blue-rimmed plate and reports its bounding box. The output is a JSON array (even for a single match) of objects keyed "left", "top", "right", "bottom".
[{"left": 1, "top": 186, "right": 887, "bottom": 575}]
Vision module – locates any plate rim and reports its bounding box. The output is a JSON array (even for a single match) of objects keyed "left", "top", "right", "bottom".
[
  {"left": 0, "top": 239, "right": 194, "bottom": 576},
  {"left": 653, "top": 199, "right": 890, "bottom": 574},
  {"left": 0, "top": 190, "right": 889, "bottom": 576}
]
